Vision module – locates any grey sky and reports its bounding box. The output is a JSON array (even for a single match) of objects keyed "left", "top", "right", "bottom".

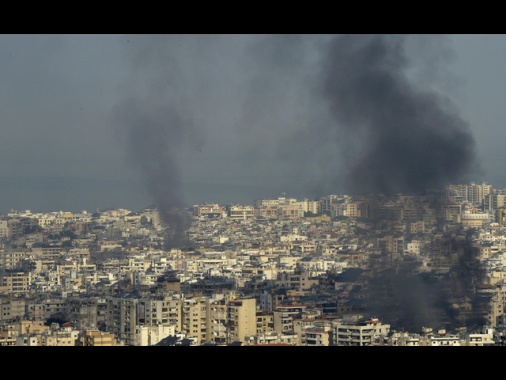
[{"left": 0, "top": 34, "right": 504, "bottom": 214}]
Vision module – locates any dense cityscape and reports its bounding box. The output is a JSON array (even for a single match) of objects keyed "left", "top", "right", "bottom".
[{"left": 2, "top": 181, "right": 506, "bottom": 346}]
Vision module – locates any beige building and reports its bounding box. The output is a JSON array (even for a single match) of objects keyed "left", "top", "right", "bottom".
[
  {"left": 227, "top": 297, "right": 256, "bottom": 343},
  {"left": 0, "top": 295, "right": 27, "bottom": 321},
  {"left": 0, "top": 272, "right": 32, "bottom": 294},
  {"left": 31, "top": 243, "right": 63, "bottom": 258},
  {"left": 15, "top": 324, "right": 83, "bottom": 346},
  {"left": 484, "top": 193, "right": 506, "bottom": 212},
  {"left": 273, "top": 305, "right": 305, "bottom": 334},
  {"left": 302, "top": 325, "right": 332, "bottom": 346},
  {"left": 254, "top": 197, "right": 317, "bottom": 219},
  {"left": 135, "top": 324, "right": 176, "bottom": 346},
  {"left": 497, "top": 207, "right": 506, "bottom": 225},
  {"left": 254, "top": 197, "right": 298, "bottom": 208},
  {"left": 17, "top": 320, "right": 48, "bottom": 334},
  {"left": 276, "top": 271, "right": 318, "bottom": 291},
  {"left": 446, "top": 182, "right": 492, "bottom": 205},
  {"left": 0, "top": 250, "right": 29, "bottom": 270},
  {"left": 277, "top": 204, "right": 305, "bottom": 219},
  {"left": 182, "top": 296, "right": 208, "bottom": 345},
  {"left": 207, "top": 297, "right": 228, "bottom": 344},
  {"left": 0, "top": 220, "right": 9, "bottom": 238},
  {"left": 256, "top": 205, "right": 279, "bottom": 219},
  {"left": 332, "top": 316, "right": 390, "bottom": 346},
  {"left": 80, "top": 330, "right": 119, "bottom": 346},
  {"left": 344, "top": 202, "right": 362, "bottom": 218},
  {"left": 459, "top": 212, "right": 490, "bottom": 228},
  {"left": 244, "top": 331, "right": 299, "bottom": 345},
  {"left": 138, "top": 296, "right": 182, "bottom": 332},
  {"left": 106, "top": 296, "right": 138, "bottom": 346},
  {"left": 256, "top": 310, "right": 274, "bottom": 335},
  {"left": 228, "top": 205, "right": 255, "bottom": 220},
  {"left": 299, "top": 199, "right": 319, "bottom": 215},
  {"left": 0, "top": 330, "right": 16, "bottom": 346},
  {"left": 194, "top": 204, "right": 227, "bottom": 219}
]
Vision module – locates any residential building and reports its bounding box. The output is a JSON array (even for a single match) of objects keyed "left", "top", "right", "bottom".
[
  {"left": 227, "top": 297, "right": 256, "bottom": 343},
  {"left": 332, "top": 316, "right": 390, "bottom": 346}
]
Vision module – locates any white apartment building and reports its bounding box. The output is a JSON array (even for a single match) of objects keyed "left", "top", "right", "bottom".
[
  {"left": 135, "top": 324, "right": 176, "bottom": 346},
  {"left": 332, "top": 316, "right": 390, "bottom": 346},
  {"left": 463, "top": 326, "right": 495, "bottom": 346}
]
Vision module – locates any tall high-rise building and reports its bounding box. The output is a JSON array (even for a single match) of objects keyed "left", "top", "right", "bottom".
[
  {"left": 446, "top": 182, "right": 492, "bottom": 206},
  {"left": 227, "top": 298, "right": 256, "bottom": 343}
]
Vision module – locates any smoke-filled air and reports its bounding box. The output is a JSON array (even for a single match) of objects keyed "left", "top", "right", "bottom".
[
  {"left": 112, "top": 34, "right": 479, "bottom": 233},
  {"left": 0, "top": 33, "right": 503, "bottom": 338},
  {"left": 111, "top": 34, "right": 483, "bottom": 327},
  {"left": 319, "top": 34, "right": 479, "bottom": 195},
  {"left": 111, "top": 35, "right": 207, "bottom": 248}
]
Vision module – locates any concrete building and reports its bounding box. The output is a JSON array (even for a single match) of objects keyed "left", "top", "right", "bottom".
[
  {"left": 302, "top": 325, "right": 332, "bottom": 346},
  {"left": 256, "top": 310, "right": 274, "bottom": 335},
  {"left": 135, "top": 324, "right": 176, "bottom": 346},
  {"left": 181, "top": 296, "right": 208, "bottom": 345},
  {"left": 463, "top": 326, "right": 495, "bottom": 346},
  {"left": 273, "top": 305, "right": 305, "bottom": 334},
  {"left": 332, "top": 316, "right": 390, "bottom": 346},
  {"left": 0, "top": 272, "right": 32, "bottom": 294},
  {"left": 0, "top": 296, "right": 27, "bottom": 322},
  {"left": 484, "top": 193, "right": 506, "bottom": 212},
  {"left": 227, "top": 297, "right": 256, "bottom": 343},
  {"left": 80, "top": 329, "right": 119, "bottom": 346},
  {"left": 319, "top": 195, "right": 342, "bottom": 215},
  {"left": 194, "top": 204, "right": 227, "bottom": 219},
  {"left": 275, "top": 270, "right": 318, "bottom": 291},
  {"left": 446, "top": 182, "right": 492, "bottom": 206},
  {"left": 66, "top": 297, "right": 100, "bottom": 330},
  {"left": 228, "top": 205, "right": 255, "bottom": 221},
  {"left": 0, "top": 220, "right": 9, "bottom": 239},
  {"left": 106, "top": 295, "right": 138, "bottom": 346},
  {"left": 207, "top": 296, "right": 228, "bottom": 344},
  {"left": 138, "top": 296, "right": 182, "bottom": 332}
]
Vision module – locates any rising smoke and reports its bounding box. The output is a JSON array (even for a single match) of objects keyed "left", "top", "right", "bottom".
[
  {"left": 314, "top": 35, "right": 485, "bottom": 332},
  {"left": 110, "top": 34, "right": 486, "bottom": 330},
  {"left": 113, "top": 35, "right": 481, "bottom": 213},
  {"left": 361, "top": 230, "right": 488, "bottom": 332},
  {"left": 318, "top": 34, "right": 479, "bottom": 195},
  {"left": 112, "top": 35, "right": 480, "bottom": 213},
  {"left": 111, "top": 35, "right": 206, "bottom": 248}
]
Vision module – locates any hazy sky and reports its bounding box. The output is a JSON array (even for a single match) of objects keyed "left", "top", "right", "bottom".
[{"left": 0, "top": 34, "right": 505, "bottom": 214}]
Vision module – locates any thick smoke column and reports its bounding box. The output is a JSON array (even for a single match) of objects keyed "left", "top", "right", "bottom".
[
  {"left": 318, "top": 35, "right": 485, "bottom": 332},
  {"left": 112, "top": 36, "right": 202, "bottom": 248},
  {"left": 362, "top": 231, "right": 487, "bottom": 332},
  {"left": 114, "top": 100, "right": 187, "bottom": 212},
  {"left": 321, "top": 34, "right": 478, "bottom": 195},
  {"left": 113, "top": 99, "right": 192, "bottom": 247}
]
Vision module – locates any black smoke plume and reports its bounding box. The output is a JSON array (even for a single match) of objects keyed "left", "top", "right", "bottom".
[
  {"left": 317, "top": 35, "right": 486, "bottom": 332},
  {"left": 320, "top": 34, "right": 479, "bottom": 195},
  {"left": 362, "top": 229, "right": 487, "bottom": 332},
  {"left": 112, "top": 36, "right": 201, "bottom": 248}
]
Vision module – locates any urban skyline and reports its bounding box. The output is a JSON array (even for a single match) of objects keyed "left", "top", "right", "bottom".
[
  {"left": 1, "top": 35, "right": 506, "bottom": 215},
  {"left": 1, "top": 183, "right": 506, "bottom": 346}
]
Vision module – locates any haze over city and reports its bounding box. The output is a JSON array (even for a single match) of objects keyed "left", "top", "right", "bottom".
[{"left": 1, "top": 34, "right": 505, "bottom": 215}]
